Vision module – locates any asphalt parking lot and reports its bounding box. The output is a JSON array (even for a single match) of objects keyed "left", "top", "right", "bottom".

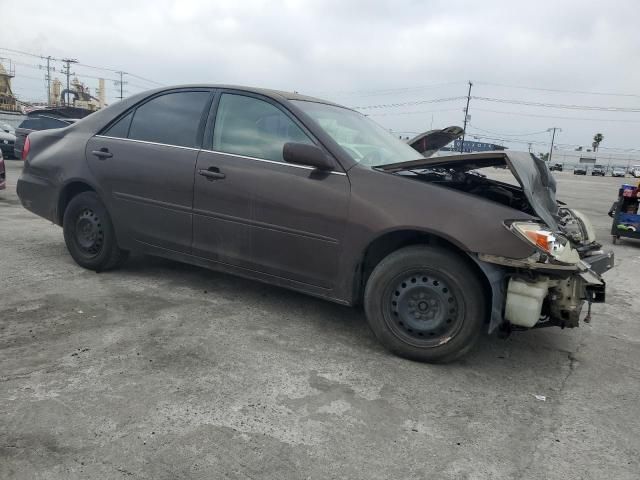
[{"left": 1, "top": 159, "right": 639, "bottom": 479}]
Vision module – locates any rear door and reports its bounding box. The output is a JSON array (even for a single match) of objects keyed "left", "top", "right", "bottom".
[
  {"left": 86, "top": 89, "right": 213, "bottom": 253},
  {"left": 193, "top": 92, "right": 350, "bottom": 288}
]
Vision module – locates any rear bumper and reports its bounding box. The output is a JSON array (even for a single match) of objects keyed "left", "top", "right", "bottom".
[{"left": 17, "top": 173, "right": 58, "bottom": 223}]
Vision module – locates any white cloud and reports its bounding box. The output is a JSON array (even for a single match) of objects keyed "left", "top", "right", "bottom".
[{"left": 4, "top": 0, "right": 640, "bottom": 152}]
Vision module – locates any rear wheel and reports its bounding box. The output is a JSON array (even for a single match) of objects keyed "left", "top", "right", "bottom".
[
  {"left": 63, "top": 191, "right": 128, "bottom": 271},
  {"left": 364, "top": 245, "right": 486, "bottom": 363}
]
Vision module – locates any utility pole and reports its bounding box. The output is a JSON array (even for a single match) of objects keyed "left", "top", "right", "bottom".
[
  {"left": 547, "top": 127, "right": 561, "bottom": 163},
  {"left": 45, "top": 56, "right": 52, "bottom": 105},
  {"left": 114, "top": 71, "right": 128, "bottom": 100},
  {"left": 459, "top": 81, "right": 473, "bottom": 153},
  {"left": 38, "top": 55, "right": 54, "bottom": 105},
  {"left": 61, "top": 58, "right": 78, "bottom": 106}
]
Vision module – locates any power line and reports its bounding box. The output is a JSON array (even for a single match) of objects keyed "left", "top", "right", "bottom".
[
  {"left": 472, "top": 107, "right": 640, "bottom": 123},
  {"left": 467, "top": 131, "right": 640, "bottom": 153},
  {"left": 127, "top": 81, "right": 154, "bottom": 90},
  {"left": 0, "top": 46, "right": 54, "bottom": 59},
  {"left": 367, "top": 107, "right": 462, "bottom": 117},
  {"left": 472, "top": 96, "right": 640, "bottom": 112},
  {"left": 6, "top": 58, "right": 117, "bottom": 82},
  {"left": 475, "top": 80, "right": 640, "bottom": 99},
  {"left": 11, "top": 73, "right": 46, "bottom": 81},
  {"left": 126, "top": 72, "right": 163, "bottom": 86},
  {"left": 0, "top": 47, "right": 163, "bottom": 87},
  {"left": 318, "top": 81, "right": 465, "bottom": 98},
  {"left": 352, "top": 96, "right": 466, "bottom": 110},
  {"left": 467, "top": 123, "right": 551, "bottom": 137}
]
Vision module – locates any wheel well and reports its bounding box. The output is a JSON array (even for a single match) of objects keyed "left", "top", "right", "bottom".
[
  {"left": 57, "top": 182, "right": 95, "bottom": 225},
  {"left": 354, "top": 230, "right": 492, "bottom": 313}
]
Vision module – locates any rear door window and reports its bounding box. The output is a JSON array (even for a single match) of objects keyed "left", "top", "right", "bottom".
[
  {"left": 212, "top": 93, "right": 313, "bottom": 162},
  {"left": 128, "top": 91, "right": 210, "bottom": 148}
]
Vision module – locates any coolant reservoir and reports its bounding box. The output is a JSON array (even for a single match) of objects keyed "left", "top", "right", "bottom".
[{"left": 505, "top": 277, "right": 549, "bottom": 328}]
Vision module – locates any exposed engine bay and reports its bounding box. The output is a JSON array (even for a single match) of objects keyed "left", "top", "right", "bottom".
[
  {"left": 376, "top": 150, "right": 614, "bottom": 333},
  {"left": 396, "top": 167, "right": 535, "bottom": 215}
]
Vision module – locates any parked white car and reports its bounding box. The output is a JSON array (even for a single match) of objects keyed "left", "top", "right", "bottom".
[{"left": 631, "top": 165, "right": 640, "bottom": 178}]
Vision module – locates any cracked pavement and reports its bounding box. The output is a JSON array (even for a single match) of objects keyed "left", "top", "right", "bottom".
[{"left": 1, "top": 160, "right": 639, "bottom": 479}]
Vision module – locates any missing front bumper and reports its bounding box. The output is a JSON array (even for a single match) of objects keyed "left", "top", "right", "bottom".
[{"left": 476, "top": 249, "right": 613, "bottom": 332}]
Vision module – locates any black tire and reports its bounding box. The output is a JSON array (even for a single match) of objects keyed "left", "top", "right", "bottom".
[
  {"left": 62, "top": 191, "right": 128, "bottom": 271},
  {"left": 364, "top": 245, "right": 486, "bottom": 363}
]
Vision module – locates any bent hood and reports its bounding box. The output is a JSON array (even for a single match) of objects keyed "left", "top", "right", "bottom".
[{"left": 377, "top": 151, "right": 559, "bottom": 231}]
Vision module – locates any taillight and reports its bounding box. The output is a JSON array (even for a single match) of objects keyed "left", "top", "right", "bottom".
[{"left": 22, "top": 135, "right": 31, "bottom": 161}]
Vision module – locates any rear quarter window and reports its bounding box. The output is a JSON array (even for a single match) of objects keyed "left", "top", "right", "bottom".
[{"left": 103, "top": 111, "right": 133, "bottom": 138}]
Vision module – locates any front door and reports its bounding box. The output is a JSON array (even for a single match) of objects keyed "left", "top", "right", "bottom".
[
  {"left": 86, "top": 89, "right": 212, "bottom": 253},
  {"left": 193, "top": 92, "right": 350, "bottom": 289}
]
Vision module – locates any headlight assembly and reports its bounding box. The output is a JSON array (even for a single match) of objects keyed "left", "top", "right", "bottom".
[{"left": 509, "top": 221, "right": 580, "bottom": 264}]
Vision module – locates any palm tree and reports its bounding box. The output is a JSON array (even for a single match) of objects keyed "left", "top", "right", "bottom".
[{"left": 592, "top": 133, "right": 604, "bottom": 152}]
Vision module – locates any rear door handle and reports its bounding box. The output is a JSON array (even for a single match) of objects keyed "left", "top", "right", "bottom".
[
  {"left": 198, "top": 167, "right": 226, "bottom": 180},
  {"left": 92, "top": 148, "right": 113, "bottom": 159}
]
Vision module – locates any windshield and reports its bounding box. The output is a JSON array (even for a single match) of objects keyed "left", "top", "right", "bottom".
[{"left": 292, "top": 100, "right": 421, "bottom": 166}]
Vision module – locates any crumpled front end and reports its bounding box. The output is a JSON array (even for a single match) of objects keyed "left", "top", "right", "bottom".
[
  {"left": 378, "top": 150, "right": 615, "bottom": 332},
  {"left": 478, "top": 207, "right": 613, "bottom": 332}
]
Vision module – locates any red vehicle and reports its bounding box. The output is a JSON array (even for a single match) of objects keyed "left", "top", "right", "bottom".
[{"left": 0, "top": 151, "right": 5, "bottom": 190}]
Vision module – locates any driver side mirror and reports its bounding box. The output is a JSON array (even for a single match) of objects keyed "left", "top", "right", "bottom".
[{"left": 283, "top": 142, "right": 334, "bottom": 171}]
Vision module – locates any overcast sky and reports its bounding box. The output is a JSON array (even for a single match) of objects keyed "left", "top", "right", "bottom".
[{"left": 3, "top": 0, "right": 640, "bottom": 157}]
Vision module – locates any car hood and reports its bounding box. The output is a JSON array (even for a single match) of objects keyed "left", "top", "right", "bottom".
[{"left": 377, "top": 151, "right": 560, "bottom": 230}]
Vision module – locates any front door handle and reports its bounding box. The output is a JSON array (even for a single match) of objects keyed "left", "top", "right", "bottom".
[
  {"left": 92, "top": 148, "right": 113, "bottom": 159},
  {"left": 198, "top": 167, "right": 226, "bottom": 180}
]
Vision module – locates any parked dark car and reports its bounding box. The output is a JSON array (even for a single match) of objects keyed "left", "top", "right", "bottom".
[
  {"left": 573, "top": 165, "right": 587, "bottom": 175},
  {"left": 17, "top": 85, "right": 613, "bottom": 362},
  {"left": 548, "top": 163, "right": 563, "bottom": 171},
  {"left": 591, "top": 164, "right": 605, "bottom": 176},
  {"left": 14, "top": 115, "right": 76, "bottom": 159},
  {"left": 0, "top": 123, "right": 16, "bottom": 159}
]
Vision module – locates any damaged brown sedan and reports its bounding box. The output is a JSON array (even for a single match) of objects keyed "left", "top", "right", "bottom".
[{"left": 17, "top": 85, "right": 613, "bottom": 362}]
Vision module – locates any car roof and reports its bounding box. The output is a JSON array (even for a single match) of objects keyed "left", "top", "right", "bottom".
[
  {"left": 66, "top": 83, "right": 352, "bottom": 136},
  {"left": 158, "top": 84, "right": 345, "bottom": 108}
]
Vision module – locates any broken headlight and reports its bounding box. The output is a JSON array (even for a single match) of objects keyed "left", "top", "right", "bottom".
[
  {"left": 558, "top": 208, "right": 597, "bottom": 244},
  {"left": 509, "top": 221, "right": 580, "bottom": 264}
]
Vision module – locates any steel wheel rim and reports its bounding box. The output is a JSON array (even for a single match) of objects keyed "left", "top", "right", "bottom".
[
  {"left": 74, "top": 208, "right": 104, "bottom": 257},
  {"left": 385, "top": 270, "right": 464, "bottom": 348}
]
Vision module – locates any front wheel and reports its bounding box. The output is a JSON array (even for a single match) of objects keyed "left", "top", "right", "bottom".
[
  {"left": 364, "top": 245, "right": 486, "bottom": 363},
  {"left": 63, "top": 191, "right": 128, "bottom": 271}
]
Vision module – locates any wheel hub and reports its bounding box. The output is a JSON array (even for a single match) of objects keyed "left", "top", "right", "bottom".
[
  {"left": 390, "top": 273, "right": 460, "bottom": 342},
  {"left": 74, "top": 209, "right": 104, "bottom": 255}
]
